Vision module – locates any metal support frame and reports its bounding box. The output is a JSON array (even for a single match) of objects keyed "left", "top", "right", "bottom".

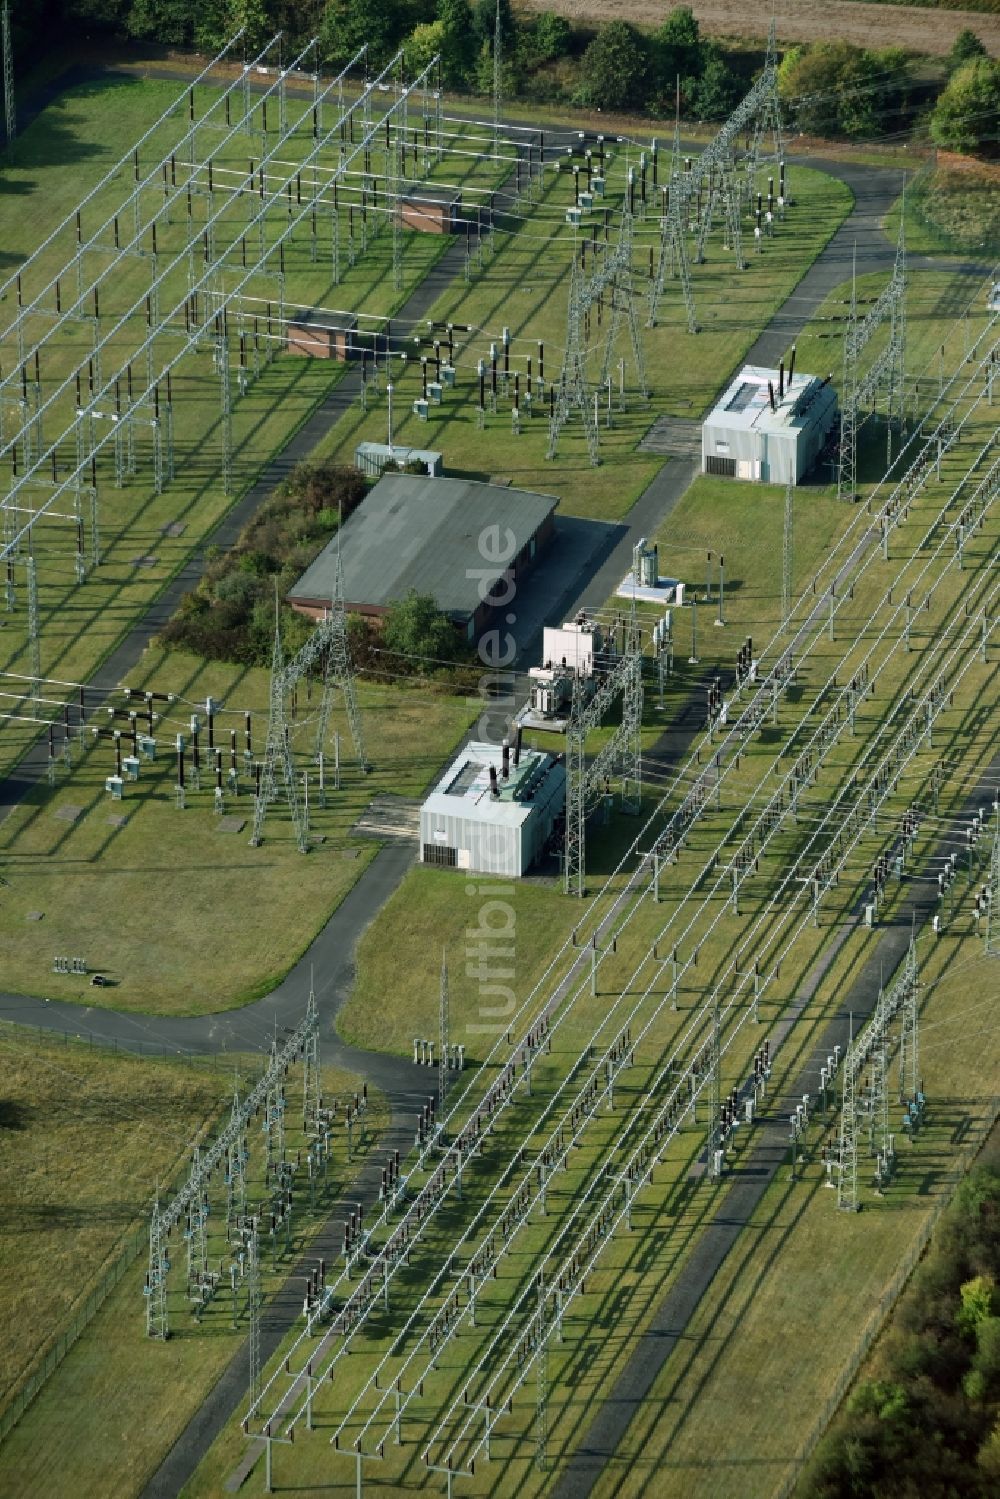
[
  {"left": 838, "top": 220, "right": 907, "bottom": 501},
  {"left": 548, "top": 205, "right": 647, "bottom": 465},
  {"left": 2, "top": 2, "right": 14, "bottom": 145},
  {"left": 145, "top": 991, "right": 317, "bottom": 1337},
  {"left": 563, "top": 621, "right": 643, "bottom": 896}
]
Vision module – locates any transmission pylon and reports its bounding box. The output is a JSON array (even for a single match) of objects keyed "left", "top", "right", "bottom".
[
  {"left": 313, "top": 541, "right": 367, "bottom": 773},
  {"left": 836, "top": 1021, "right": 859, "bottom": 1212},
  {"left": 226, "top": 1079, "right": 248, "bottom": 1240},
  {"left": 986, "top": 826, "right": 1000, "bottom": 956},
  {"left": 598, "top": 207, "right": 650, "bottom": 400},
  {"left": 547, "top": 259, "right": 600, "bottom": 466},
  {"left": 896, "top": 944, "right": 920, "bottom": 1101},
  {"left": 781, "top": 477, "right": 793, "bottom": 631},
  {"left": 563, "top": 672, "right": 587, "bottom": 897},
  {"left": 250, "top": 601, "right": 308, "bottom": 852},
  {"left": 303, "top": 973, "right": 321, "bottom": 1134},
  {"left": 439, "top": 949, "right": 449, "bottom": 1121},
  {"left": 492, "top": 0, "right": 503, "bottom": 151},
  {"left": 649, "top": 80, "right": 697, "bottom": 333},
  {"left": 1, "top": 3, "right": 14, "bottom": 145},
  {"left": 621, "top": 601, "right": 643, "bottom": 813},
  {"left": 145, "top": 1195, "right": 169, "bottom": 1339},
  {"left": 247, "top": 1223, "right": 262, "bottom": 1412}
]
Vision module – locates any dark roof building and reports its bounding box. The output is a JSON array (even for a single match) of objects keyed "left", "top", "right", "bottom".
[{"left": 287, "top": 473, "right": 558, "bottom": 640}]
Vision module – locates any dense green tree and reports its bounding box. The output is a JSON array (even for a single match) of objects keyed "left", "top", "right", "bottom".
[
  {"left": 578, "top": 21, "right": 649, "bottom": 113},
  {"left": 931, "top": 58, "right": 1000, "bottom": 156},
  {"left": 779, "top": 41, "right": 910, "bottom": 141},
  {"left": 382, "top": 589, "right": 459, "bottom": 669},
  {"left": 656, "top": 6, "right": 702, "bottom": 87},
  {"left": 405, "top": 20, "right": 445, "bottom": 76},
  {"left": 436, "top": 0, "right": 476, "bottom": 86},
  {"left": 319, "top": 0, "right": 396, "bottom": 68},
  {"left": 532, "top": 10, "right": 571, "bottom": 63},
  {"left": 694, "top": 44, "right": 740, "bottom": 122},
  {"left": 949, "top": 28, "right": 988, "bottom": 73}
]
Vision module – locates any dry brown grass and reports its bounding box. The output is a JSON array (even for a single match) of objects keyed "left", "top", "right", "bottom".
[{"left": 521, "top": 0, "right": 1000, "bottom": 58}]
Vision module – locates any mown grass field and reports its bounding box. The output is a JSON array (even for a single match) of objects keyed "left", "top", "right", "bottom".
[
  {"left": 0, "top": 1045, "right": 383, "bottom": 1499},
  {"left": 0, "top": 1030, "right": 228, "bottom": 1409},
  {"left": 0, "top": 644, "right": 476, "bottom": 1013}
]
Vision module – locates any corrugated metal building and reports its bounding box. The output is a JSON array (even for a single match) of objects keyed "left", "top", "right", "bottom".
[
  {"left": 420, "top": 740, "right": 565, "bottom": 876},
  {"left": 702, "top": 364, "right": 837, "bottom": 485},
  {"left": 287, "top": 473, "right": 558, "bottom": 639}
]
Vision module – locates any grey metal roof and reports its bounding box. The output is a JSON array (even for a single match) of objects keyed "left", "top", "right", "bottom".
[
  {"left": 288, "top": 474, "right": 558, "bottom": 621},
  {"left": 704, "top": 365, "right": 834, "bottom": 436}
]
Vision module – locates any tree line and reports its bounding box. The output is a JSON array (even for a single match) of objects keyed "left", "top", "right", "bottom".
[
  {"left": 804, "top": 1141, "right": 1000, "bottom": 1496},
  {"left": 12, "top": 2, "right": 997, "bottom": 149}
]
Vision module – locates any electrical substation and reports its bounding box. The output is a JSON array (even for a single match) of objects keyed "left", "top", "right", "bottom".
[{"left": 1, "top": 14, "right": 999, "bottom": 1497}]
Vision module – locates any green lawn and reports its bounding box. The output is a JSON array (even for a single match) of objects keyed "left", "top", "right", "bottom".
[
  {"left": 0, "top": 1045, "right": 384, "bottom": 1499},
  {"left": 0, "top": 1031, "right": 228, "bottom": 1411},
  {"left": 0, "top": 645, "right": 476, "bottom": 1014}
]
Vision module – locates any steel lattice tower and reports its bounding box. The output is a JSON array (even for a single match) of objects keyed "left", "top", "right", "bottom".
[
  {"left": 647, "top": 178, "right": 697, "bottom": 334},
  {"left": 987, "top": 826, "right": 1000, "bottom": 957},
  {"left": 313, "top": 542, "right": 367, "bottom": 772},
  {"left": 226, "top": 1079, "right": 247, "bottom": 1240},
  {"left": 247, "top": 1223, "right": 262, "bottom": 1412},
  {"left": 145, "top": 1197, "right": 169, "bottom": 1339},
  {"left": 621, "top": 603, "right": 643, "bottom": 813},
  {"left": 302, "top": 975, "right": 321, "bottom": 1134},
  {"left": 547, "top": 258, "right": 600, "bottom": 466},
  {"left": 439, "top": 949, "right": 449, "bottom": 1121},
  {"left": 837, "top": 1024, "right": 859, "bottom": 1212},
  {"left": 563, "top": 671, "right": 588, "bottom": 897},
  {"left": 598, "top": 206, "right": 650, "bottom": 399},
  {"left": 782, "top": 477, "right": 794, "bottom": 632},
  {"left": 2, "top": 4, "right": 14, "bottom": 145},
  {"left": 250, "top": 604, "right": 308, "bottom": 852},
  {"left": 493, "top": 0, "right": 503, "bottom": 151},
  {"left": 838, "top": 219, "right": 906, "bottom": 500},
  {"left": 896, "top": 939, "right": 920, "bottom": 1100}
]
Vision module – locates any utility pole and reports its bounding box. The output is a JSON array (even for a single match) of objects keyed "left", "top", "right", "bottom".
[
  {"left": 492, "top": 0, "right": 503, "bottom": 153},
  {"left": 439, "top": 948, "right": 449, "bottom": 1122},
  {"left": 836, "top": 1021, "right": 859, "bottom": 1212},
  {"left": 247, "top": 1222, "right": 262, "bottom": 1413},
  {"left": 250, "top": 596, "right": 309, "bottom": 852},
  {"left": 2, "top": 3, "right": 14, "bottom": 145},
  {"left": 781, "top": 477, "right": 793, "bottom": 632},
  {"left": 986, "top": 825, "right": 1000, "bottom": 956}
]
